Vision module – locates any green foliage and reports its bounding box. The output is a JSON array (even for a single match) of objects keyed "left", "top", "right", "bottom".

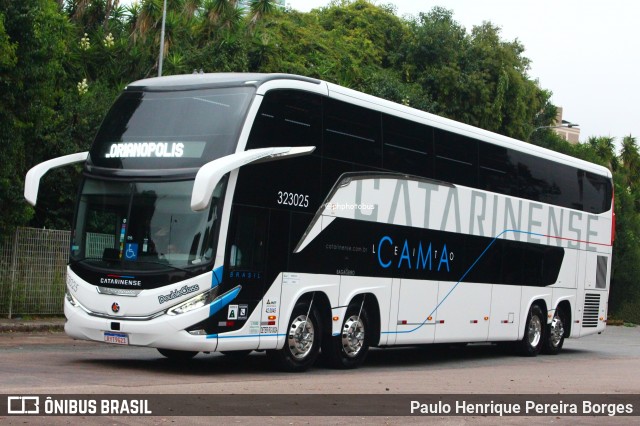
[
  {"left": 400, "top": 7, "right": 552, "bottom": 140},
  {"left": 0, "top": 0, "right": 73, "bottom": 234}
]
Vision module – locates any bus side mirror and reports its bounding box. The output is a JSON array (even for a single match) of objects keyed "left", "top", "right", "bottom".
[
  {"left": 191, "top": 146, "right": 315, "bottom": 211},
  {"left": 24, "top": 152, "right": 89, "bottom": 206}
]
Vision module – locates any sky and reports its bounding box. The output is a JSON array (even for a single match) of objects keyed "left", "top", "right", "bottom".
[{"left": 119, "top": 0, "right": 640, "bottom": 144}]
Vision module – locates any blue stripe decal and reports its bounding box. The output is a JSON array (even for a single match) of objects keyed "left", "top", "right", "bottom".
[
  {"left": 208, "top": 285, "right": 241, "bottom": 317},
  {"left": 382, "top": 229, "right": 544, "bottom": 335},
  {"left": 212, "top": 266, "right": 223, "bottom": 288},
  {"left": 207, "top": 333, "right": 286, "bottom": 339}
]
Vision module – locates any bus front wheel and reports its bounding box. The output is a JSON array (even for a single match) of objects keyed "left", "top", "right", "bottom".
[
  {"left": 323, "top": 302, "right": 370, "bottom": 369},
  {"left": 267, "top": 302, "right": 321, "bottom": 372},
  {"left": 516, "top": 304, "right": 545, "bottom": 356}
]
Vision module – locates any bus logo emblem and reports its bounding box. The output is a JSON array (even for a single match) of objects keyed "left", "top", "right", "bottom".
[{"left": 111, "top": 302, "right": 120, "bottom": 313}]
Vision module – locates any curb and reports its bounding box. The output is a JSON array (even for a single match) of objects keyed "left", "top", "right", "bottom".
[{"left": 0, "top": 320, "right": 65, "bottom": 334}]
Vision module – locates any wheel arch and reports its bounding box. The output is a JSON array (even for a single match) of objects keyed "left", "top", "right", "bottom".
[
  {"left": 520, "top": 298, "right": 548, "bottom": 340},
  {"left": 346, "top": 293, "right": 381, "bottom": 347},
  {"left": 555, "top": 299, "right": 572, "bottom": 338},
  {"left": 296, "top": 291, "right": 333, "bottom": 342}
]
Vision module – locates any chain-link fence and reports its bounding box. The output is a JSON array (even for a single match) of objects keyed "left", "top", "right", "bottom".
[{"left": 0, "top": 227, "right": 69, "bottom": 317}]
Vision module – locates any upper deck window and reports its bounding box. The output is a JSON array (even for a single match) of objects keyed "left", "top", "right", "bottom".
[{"left": 90, "top": 87, "right": 255, "bottom": 170}]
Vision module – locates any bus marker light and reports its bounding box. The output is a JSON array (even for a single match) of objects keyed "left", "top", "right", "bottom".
[
  {"left": 268, "top": 315, "right": 276, "bottom": 321},
  {"left": 470, "top": 320, "right": 478, "bottom": 324},
  {"left": 427, "top": 316, "right": 433, "bottom": 321},
  {"left": 438, "top": 320, "right": 445, "bottom": 324},
  {"left": 484, "top": 316, "right": 489, "bottom": 321},
  {"left": 226, "top": 321, "right": 235, "bottom": 327},
  {"left": 502, "top": 320, "right": 509, "bottom": 323},
  {"left": 332, "top": 316, "right": 339, "bottom": 321},
  {"left": 267, "top": 321, "right": 276, "bottom": 326}
]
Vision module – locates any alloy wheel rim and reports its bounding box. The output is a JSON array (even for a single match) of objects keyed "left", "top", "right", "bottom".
[
  {"left": 528, "top": 314, "right": 542, "bottom": 348},
  {"left": 288, "top": 315, "right": 314, "bottom": 359},
  {"left": 341, "top": 315, "right": 365, "bottom": 358}
]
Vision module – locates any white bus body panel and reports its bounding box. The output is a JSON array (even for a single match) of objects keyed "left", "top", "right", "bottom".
[
  {"left": 394, "top": 278, "right": 438, "bottom": 345},
  {"left": 434, "top": 282, "right": 492, "bottom": 343},
  {"left": 488, "top": 285, "right": 522, "bottom": 341}
]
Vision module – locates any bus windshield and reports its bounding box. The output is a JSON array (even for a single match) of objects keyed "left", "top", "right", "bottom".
[
  {"left": 88, "top": 86, "right": 255, "bottom": 170},
  {"left": 71, "top": 177, "right": 228, "bottom": 272}
]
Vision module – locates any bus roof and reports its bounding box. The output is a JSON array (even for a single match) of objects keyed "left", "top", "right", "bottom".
[{"left": 126, "top": 73, "right": 320, "bottom": 91}]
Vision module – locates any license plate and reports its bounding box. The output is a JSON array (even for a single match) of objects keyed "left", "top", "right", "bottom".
[{"left": 104, "top": 331, "right": 129, "bottom": 345}]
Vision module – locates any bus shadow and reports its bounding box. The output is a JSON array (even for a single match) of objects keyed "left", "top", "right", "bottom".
[
  {"left": 362, "top": 343, "right": 511, "bottom": 368},
  {"left": 76, "top": 351, "right": 276, "bottom": 376}
]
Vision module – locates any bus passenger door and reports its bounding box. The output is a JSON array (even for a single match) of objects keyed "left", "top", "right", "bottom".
[
  {"left": 394, "top": 279, "right": 438, "bottom": 345},
  {"left": 219, "top": 205, "right": 268, "bottom": 351}
]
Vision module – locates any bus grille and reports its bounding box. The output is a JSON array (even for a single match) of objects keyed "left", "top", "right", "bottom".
[{"left": 582, "top": 293, "right": 600, "bottom": 328}]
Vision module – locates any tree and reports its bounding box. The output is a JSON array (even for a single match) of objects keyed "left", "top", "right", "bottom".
[
  {"left": 0, "top": 0, "right": 73, "bottom": 234},
  {"left": 587, "top": 136, "right": 619, "bottom": 172},
  {"left": 620, "top": 135, "right": 640, "bottom": 186},
  {"left": 399, "top": 7, "right": 553, "bottom": 140}
]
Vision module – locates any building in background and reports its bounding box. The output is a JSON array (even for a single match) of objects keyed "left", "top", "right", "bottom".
[{"left": 554, "top": 107, "right": 580, "bottom": 143}]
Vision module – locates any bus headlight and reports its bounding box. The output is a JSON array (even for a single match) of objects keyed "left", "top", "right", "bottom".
[
  {"left": 66, "top": 290, "right": 79, "bottom": 307},
  {"left": 166, "top": 287, "right": 219, "bottom": 316}
]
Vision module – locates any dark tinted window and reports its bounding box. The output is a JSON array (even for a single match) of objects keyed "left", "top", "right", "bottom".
[
  {"left": 382, "top": 114, "right": 433, "bottom": 178},
  {"left": 324, "top": 98, "right": 382, "bottom": 167},
  {"left": 434, "top": 129, "right": 478, "bottom": 187},
  {"left": 90, "top": 87, "right": 253, "bottom": 169},
  {"left": 583, "top": 172, "right": 612, "bottom": 213},
  {"left": 246, "top": 90, "right": 321, "bottom": 150},
  {"left": 227, "top": 206, "right": 267, "bottom": 271},
  {"left": 518, "top": 153, "right": 583, "bottom": 210},
  {"left": 247, "top": 92, "right": 611, "bottom": 214},
  {"left": 479, "top": 143, "right": 518, "bottom": 196},
  {"left": 234, "top": 155, "right": 322, "bottom": 212}
]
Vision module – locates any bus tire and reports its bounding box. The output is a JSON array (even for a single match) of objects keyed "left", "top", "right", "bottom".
[
  {"left": 517, "top": 304, "right": 545, "bottom": 357},
  {"left": 542, "top": 306, "right": 566, "bottom": 355},
  {"left": 157, "top": 348, "right": 198, "bottom": 361},
  {"left": 267, "top": 302, "right": 321, "bottom": 372},
  {"left": 322, "top": 302, "right": 370, "bottom": 369}
]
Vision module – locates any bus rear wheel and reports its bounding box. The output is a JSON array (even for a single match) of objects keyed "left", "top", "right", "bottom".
[
  {"left": 157, "top": 348, "right": 198, "bottom": 361},
  {"left": 323, "top": 302, "right": 370, "bottom": 369},
  {"left": 543, "top": 306, "right": 566, "bottom": 355},
  {"left": 516, "top": 304, "right": 545, "bottom": 356},
  {"left": 267, "top": 302, "right": 321, "bottom": 372}
]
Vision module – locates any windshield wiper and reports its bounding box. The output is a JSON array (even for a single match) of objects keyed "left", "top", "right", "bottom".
[
  {"left": 70, "top": 257, "right": 196, "bottom": 276},
  {"left": 68, "top": 257, "right": 108, "bottom": 266}
]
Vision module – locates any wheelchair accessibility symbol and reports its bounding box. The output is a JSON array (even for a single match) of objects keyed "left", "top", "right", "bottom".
[{"left": 125, "top": 243, "right": 138, "bottom": 261}]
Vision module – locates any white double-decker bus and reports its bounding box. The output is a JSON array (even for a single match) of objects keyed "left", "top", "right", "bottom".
[{"left": 25, "top": 73, "right": 614, "bottom": 371}]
